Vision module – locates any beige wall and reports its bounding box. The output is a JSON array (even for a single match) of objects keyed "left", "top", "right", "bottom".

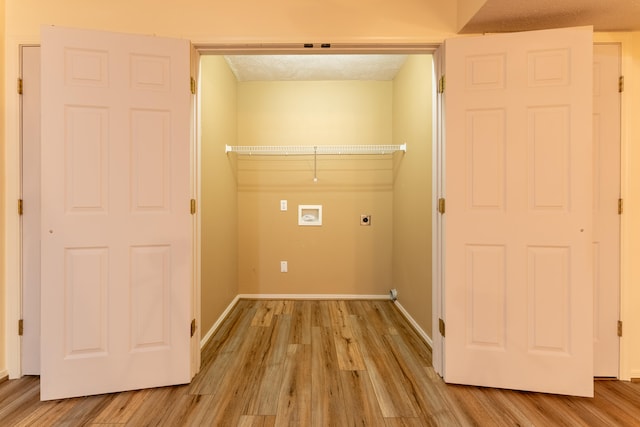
[
  {"left": 457, "top": 0, "right": 487, "bottom": 31},
  {"left": 236, "top": 81, "right": 394, "bottom": 295},
  {"left": 5, "top": 1, "right": 457, "bottom": 43},
  {"left": 199, "top": 56, "right": 239, "bottom": 334},
  {"left": 392, "top": 56, "right": 434, "bottom": 337},
  {"left": 237, "top": 81, "right": 393, "bottom": 147}
]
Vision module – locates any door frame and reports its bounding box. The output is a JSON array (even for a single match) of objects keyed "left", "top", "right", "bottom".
[
  {"left": 594, "top": 33, "right": 634, "bottom": 381},
  {"left": 432, "top": 45, "right": 445, "bottom": 376},
  {"left": 6, "top": 36, "right": 41, "bottom": 379},
  {"left": 9, "top": 37, "right": 202, "bottom": 380},
  {"left": 4, "top": 36, "right": 628, "bottom": 382},
  {"left": 18, "top": 44, "right": 41, "bottom": 375},
  {"left": 593, "top": 41, "right": 622, "bottom": 377}
]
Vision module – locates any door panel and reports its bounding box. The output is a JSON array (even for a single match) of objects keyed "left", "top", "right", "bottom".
[
  {"left": 64, "top": 248, "right": 109, "bottom": 357},
  {"left": 40, "top": 26, "right": 192, "bottom": 400},
  {"left": 443, "top": 27, "right": 593, "bottom": 397}
]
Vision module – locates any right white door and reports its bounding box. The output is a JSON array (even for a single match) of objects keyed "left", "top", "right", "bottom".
[
  {"left": 592, "top": 44, "right": 621, "bottom": 377},
  {"left": 443, "top": 27, "right": 594, "bottom": 397}
]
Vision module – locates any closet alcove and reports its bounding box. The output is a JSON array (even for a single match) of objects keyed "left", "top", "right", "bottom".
[{"left": 199, "top": 53, "right": 435, "bottom": 340}]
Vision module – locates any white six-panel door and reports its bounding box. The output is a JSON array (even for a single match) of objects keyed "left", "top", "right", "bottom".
[
  {"left": 443, "top": 27, "right": 594, "bottom": 397},
  {"left": 40, "top": 26, "right": 193, "bottom": 400}
]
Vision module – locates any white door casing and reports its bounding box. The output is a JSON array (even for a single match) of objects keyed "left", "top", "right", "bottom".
[
  {"left": 443, "top": 27, "right": 594, "bottom": 397},
  {"left": 190, "top": 44, "right": 202, "bottom": 378},
  {"left": 21, "top": 45, "right": 42, "bottom": 375},
  {"left": 432, "top": 45, "right": 445, "bottom": 377},
  {"left": 593, "top": 43, "right": 621, "bottom": 377},
  {"left": 40, "top": 26, "right": 193, "bottom": 400}
]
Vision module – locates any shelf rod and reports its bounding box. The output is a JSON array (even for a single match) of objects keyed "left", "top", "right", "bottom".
[{"left": 225, "top": 144, "right": 406, "bottom": 156}]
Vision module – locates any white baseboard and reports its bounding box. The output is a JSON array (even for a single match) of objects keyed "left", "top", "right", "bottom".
[
  {"left": 237, "top": 293, "right": 389, "bottom": 300},
  {"left": 200, "top": 295, "right": 241, "bottom": 349},
  {"left": 393, "top": 300, "right": 433, "bottom": 349},
  {"left": 628, "top": 370, "right": 640, "bottom": 382}
]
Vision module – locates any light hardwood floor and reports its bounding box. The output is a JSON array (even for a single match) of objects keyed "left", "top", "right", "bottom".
[{"left": 2, "top": 299, "right": 640, "bottom": 426}]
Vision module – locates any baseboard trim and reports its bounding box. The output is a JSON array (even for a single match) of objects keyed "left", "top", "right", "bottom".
[
  {"left": 393, "top": 300, "right": 433, "bottom": 349},
  {"left": 0, "top": 369, "right": 8, "bottom": 383},
  {"left": 237, "top": 293, "right": 390, "bottom": 300},
  {"left": 200, "top": 295, "right": 241, "bottom": 349}
]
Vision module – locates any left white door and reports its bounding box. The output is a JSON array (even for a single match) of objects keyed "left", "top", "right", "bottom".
[{"left": 40, "top": 26, "right": 193, "bottom": 400}]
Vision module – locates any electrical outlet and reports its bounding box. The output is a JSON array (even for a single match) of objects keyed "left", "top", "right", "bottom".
[
  {"left": 280, "top": 200, "right": 287, "bottom": 211},
  {"left": 280, "top": 261, "right": 288, "bottom": 273},
  {"left": 360, "top": 215, "right": 371, "bottom": 226}
]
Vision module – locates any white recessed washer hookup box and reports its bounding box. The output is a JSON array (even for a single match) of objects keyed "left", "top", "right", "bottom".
[{"left": 298, "top": 205, "right": 322, "bottom": 226}]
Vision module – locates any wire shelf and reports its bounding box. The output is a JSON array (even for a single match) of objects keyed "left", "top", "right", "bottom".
[{"left": 225, "top": 144, "right": 406, "bottom": 156}]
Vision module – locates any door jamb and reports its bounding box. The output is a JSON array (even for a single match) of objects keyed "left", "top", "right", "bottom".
[
  {"left": 592, "top": 34, "right": 632, "bottom": 381},
  {"left": 432, "top": 45, "right": 445, "bottom": 376}
]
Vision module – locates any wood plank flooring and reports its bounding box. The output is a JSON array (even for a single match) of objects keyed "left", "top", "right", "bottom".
[{"left": 2, "top": 299, "right": 640, "bottom": 426}]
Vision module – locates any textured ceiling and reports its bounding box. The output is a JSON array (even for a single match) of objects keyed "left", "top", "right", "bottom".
[
  {"left": 460, "top": 0, "right": 640, "bottom": 33},
  {"left": 224, "top": 54, "right": 408, "bottom": 82}
]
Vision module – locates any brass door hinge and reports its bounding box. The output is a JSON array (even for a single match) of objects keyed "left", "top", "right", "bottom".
[
  {"left": 618, "top": 198, "right": 623, "bottom": 215},
  {"left": 190, "top": 319, "right": 197, "bottom": 337},
  {"left": 18, "top": 199, "right": 23, "bottom": 216},
  {"left": 17, "top": 78, "right": 23, "bottom": 95},
  {"left": 619, "top": 76, "right": 625, "bottom": 93},
  {"left": 18, "top": 319, "right": 24, "bottom": 336},
  {"left": 438, "top": 198, "right": 446, "bottom": 214},
  {"left": 618, "top": 320, "right": 623, "bottom": 337},
  {"left": 438, "top": 75, "right": 446, "bottom": 94},
  {"left": 190, "top": 199, "right": 197, "bottom": 215},
  {"left": 439, "top": 318, "right": 446, "bottom": 337},
  {"left": 190, "top": 77, "right": 196, "bottom": 95}
]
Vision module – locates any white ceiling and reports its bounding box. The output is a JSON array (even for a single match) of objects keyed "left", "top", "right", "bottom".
[
  {"left": 223, "top": 1, "right": 640, "bottom": 81},
  {"left": 461, "top": 0, "right": 640, "bottom": 33},
  {"left": 224, "top": 54, "right": 409, "bottom": 82}
]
